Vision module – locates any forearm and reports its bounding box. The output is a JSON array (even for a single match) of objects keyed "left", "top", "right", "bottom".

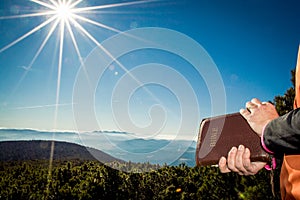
[{"left": 263, "top": 108, "right": 300, "bottom": 155}]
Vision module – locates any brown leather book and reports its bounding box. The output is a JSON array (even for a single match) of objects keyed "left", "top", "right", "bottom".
[{"left": 195, "top": 112, "right": 271, "bottom": 166}]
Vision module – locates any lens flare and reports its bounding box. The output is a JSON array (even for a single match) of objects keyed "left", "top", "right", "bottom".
[
  {"left": 55, "top": 1, "right": 73, "bottom": 21},
  {"left": 0, "top": 0, "right": 157, "bottom": 194}
]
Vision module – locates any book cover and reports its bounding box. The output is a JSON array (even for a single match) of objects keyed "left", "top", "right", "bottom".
[{"left": 196, "top": 112, "right": 270, "bottom": 166}]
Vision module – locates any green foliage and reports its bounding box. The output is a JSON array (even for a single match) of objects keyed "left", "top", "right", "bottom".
[
  {"left": 0, "top": 160, "right": 281, "bottom": 199},
  {"left": 1, "top": 70, "right": 296, "bottom": 199},
  {"left": 274, "top": 87, "right": 295, "bottom": 116},
  {"left": 273, "top": 69, "right": 295, "bottom": 116}
]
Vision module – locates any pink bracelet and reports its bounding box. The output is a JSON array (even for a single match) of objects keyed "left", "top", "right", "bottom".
[
  {"left": 261, "top": 124, "right": 274, "bottom": 154},
  {"left": 264, "top": 157, "right": 276, "bottom": 170},
  {"left": 261, "top": 123, "right": 276, "bottom": 170}
]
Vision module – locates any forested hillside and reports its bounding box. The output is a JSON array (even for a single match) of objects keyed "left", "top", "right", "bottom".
[
  {"left": 0, "top": 70, "right": 295, "bottom": 199},
  {"left": 0, "top": 160, "right": 281, "bottom": 199},
  {"left": 0, "top": 141, "right": 281, "bottom": 199}
]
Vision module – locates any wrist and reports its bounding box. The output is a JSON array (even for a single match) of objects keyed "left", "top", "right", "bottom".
[
  {"left": 261, "top": 123, "right": 276, "bottom": 170},
  {"left": 261, "top": 123, "right": 274, "bottom": 154}
]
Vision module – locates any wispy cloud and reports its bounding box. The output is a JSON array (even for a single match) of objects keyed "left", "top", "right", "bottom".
[
  {"left": 13, "top": 103, "right": 75, "bottom": 110},
  {"left": 18, "top": 65, "right": 33, "bottom": 72}
]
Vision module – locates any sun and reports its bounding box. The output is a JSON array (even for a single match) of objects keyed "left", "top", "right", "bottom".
[{"left": 55, "top": 1, "right": 74, "bottom": 21}]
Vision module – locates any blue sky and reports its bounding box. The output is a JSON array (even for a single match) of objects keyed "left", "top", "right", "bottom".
[{"left": 0, "top": 0, "right": 299, "bottom": 140}]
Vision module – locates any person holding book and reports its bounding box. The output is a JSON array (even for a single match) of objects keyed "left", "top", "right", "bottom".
[
  {"left": 218, "top": 98, "right": 278, "bottom": 175},
  {"left": 219, "top": 45, "right": 300, "bottom": 199},
  {"left": 219, "top": 98, "right": 300, "bottom": 198}
]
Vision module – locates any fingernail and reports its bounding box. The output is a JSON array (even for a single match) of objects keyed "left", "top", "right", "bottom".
[
  {"left": 238, "top": 145, "right": 244, "bottom": 151},
  {"left": 245, "top": 148, "right": 250, "bottom": 154},
  {"left": 230, "top": 147, "right": 237, "bottom": 153},
  {"left": 219, "top": 157, "right": 226, "bottom": 164}
]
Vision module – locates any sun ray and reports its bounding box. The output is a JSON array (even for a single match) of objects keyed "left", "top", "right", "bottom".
[
  {"left": 0, "top": 15, "right": 57, "bottom": 53},
  {"left": 56, "top": 20, "right": 65, "bottom": 112},
  {"left": 72, "top": 14, "right": 123, "bottom": 34},
  {"left": 30, "top": 0, "right": 57, "bottom": 10},
  {"left": 69, "top": 0, "right": 84, "bottom": 9},
  {"left": 28, "top": 19, "right": 60, "bottom": 72},
  {"left": 73, "top": 0, "right": 158, "bottom": 13},
  {"left": 48, "top": 0, "right": 59, "bottom": 7},
  {"left": 69, "top": 16, "right": 164, "bottom": 106},
  {"left": 66, "top": 0, "right": 74, "bottom": 6},
  {"left": 74, "top": 10, "right": 145, "bottom": 15},
  {"left": 11, "top": 19, "right": 60, "bottom": 97},
  {"left": 68, "top": 17, "right": 133, "bottom": 78},
  {"left": 47, "top": 16, "right": 66, "bottom": 197},
  {"left": 65, "top": 19, "right": 93, "bottom": 92},
  {"left": 65, "top": 20, "right": 83, "bottom": 64},
  {"left": 72, "top": 12, "right": 154, "bottom": 51},
  {"left": 69, "top": 17, "right": 104, "bottom": 55},
  {"left": 0, "top": 11, "right": 55, "bottom": 20}
]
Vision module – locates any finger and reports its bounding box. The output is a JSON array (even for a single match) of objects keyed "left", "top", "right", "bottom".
[
  {"left": 243, "top": 148, "right": 266, "bottom": 175},
  {"left": 262, "top": 101, "right": 275, "bottom": 108},
  {"left": 227, "top": 147, "right": 239, "bottom": 172},
  {"left": 251, "top": 98, "right": 262, "bottom": 106},
  {"left": 246, "top": 101, "right": 256, "bottom": 108},
  {"left": 242, "top": 148, "right": 255, "bottom": 175},
  {"left": 246, "top": 101, "right": 258, "bottom": 112},
  {"left": 219, "top": 157, "right": 231, "bottom": 173},
  {"left": 235, "top": 145, "right": 248, "bottom": 174},
  {"left": 252, "top": 162, "right": 268, "bottom": 173},
  {"left": 240, "top": 108, "right": 250, "bottom": 119}
]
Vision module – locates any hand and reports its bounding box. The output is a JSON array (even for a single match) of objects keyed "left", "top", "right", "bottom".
[
  {"left": 240, "top": 98, "right": 279, "bottom": 137},
  {"left": 218, "top": 145, "right": 266, "bottom": 175}
]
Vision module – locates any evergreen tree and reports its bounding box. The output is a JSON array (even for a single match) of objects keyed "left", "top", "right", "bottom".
[{"left": 274, "top": 69, "right": 295, "bottom": 115}]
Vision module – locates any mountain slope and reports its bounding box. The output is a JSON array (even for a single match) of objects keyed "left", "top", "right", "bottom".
[{"left": 0, "top": 140, "right": 123, "bottom": 163}]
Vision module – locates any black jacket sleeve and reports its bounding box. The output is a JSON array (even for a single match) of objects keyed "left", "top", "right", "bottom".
[{"left": 263, "top": 108, "right": 300, "bottom": 156}]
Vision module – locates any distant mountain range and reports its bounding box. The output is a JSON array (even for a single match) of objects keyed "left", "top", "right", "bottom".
[
  {"left": 0, "top": 128, "right": 197, "bottom": 166},
  {"left": 0, "top": 140, "right": 122, "bottom": 163}
]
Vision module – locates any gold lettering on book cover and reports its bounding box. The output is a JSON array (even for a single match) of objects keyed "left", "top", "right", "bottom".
[{"left": 210, "top": 127, "right": 218, "bottom": 147}]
